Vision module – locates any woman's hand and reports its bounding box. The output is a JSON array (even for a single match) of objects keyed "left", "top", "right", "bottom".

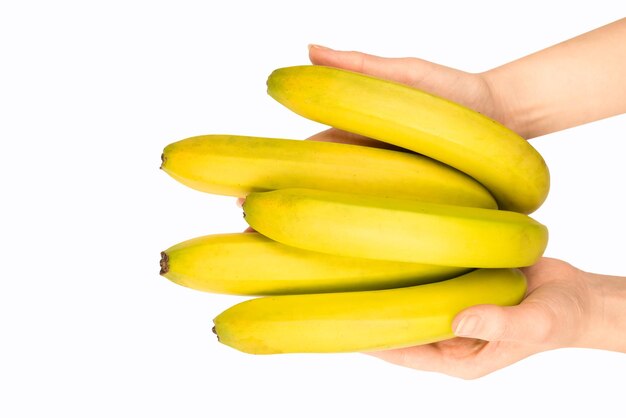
[
  {"left": 309, "top": 45, "right": 504, "bottom": 123},
  {"left": 306, "top": 44, "right": 517, "bottom": 145},
  {"left": 366, "top": 258, "right": 611, "bottom": 379}
]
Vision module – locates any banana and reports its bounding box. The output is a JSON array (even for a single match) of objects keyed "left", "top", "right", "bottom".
[
  {"left": 243, "top": 188, "right": 548, "bottom": 268},
  {"left": 160, "top": 134, "right": 497, "bottom": 209},
  {"left": 213, "top": 268, "right": 527, "bottom": 354},
  {"left": 160, "top": 232, "right": 469, "bottom": 295},
  {"left": 267, "top": 65, "right": 550, "bottom": 214}
]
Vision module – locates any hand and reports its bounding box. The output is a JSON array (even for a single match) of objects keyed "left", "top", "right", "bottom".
[
  {"left": 306, "top": 44, "right": 521, "bottom": 144},
  {"left": 365, "top": 258, "right": 602, "bottom": 379}
]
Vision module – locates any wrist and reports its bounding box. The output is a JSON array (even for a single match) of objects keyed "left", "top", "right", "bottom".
[
  {"left": 577, "top": 271, "right": 626, "bottom": 353},
  {"left": 480, "top": 67, "right": 538, "bottom": 139}
]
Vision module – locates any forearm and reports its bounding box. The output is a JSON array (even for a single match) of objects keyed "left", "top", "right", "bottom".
[
  {"left": 580, "top": 270, "right": 626, "bottom": 353},
  {"left": 484, "top": 18, "right": 626, "bottom": 139}
]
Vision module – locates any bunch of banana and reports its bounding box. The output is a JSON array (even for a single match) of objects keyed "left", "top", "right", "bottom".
[{"left": 160, "top": 65, "right": 550, "bottom": 355}]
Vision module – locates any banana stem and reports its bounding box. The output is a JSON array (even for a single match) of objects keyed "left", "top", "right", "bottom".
[{"left": 160, "top": 252, "right": 169, "bottom": 275}]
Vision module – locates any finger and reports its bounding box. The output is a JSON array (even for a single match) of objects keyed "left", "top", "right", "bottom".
[
  {"left": 364, "top": 338, "right": 495, "bottom": 379},
  {"left": 308, "top": 44, "right": 462, "bottom": 92},
  {"left": 306, "top": 128, "right": 408, "bottom": 151},
  {"left": 363, "top": 344, "right": 446, "bottom": 373},
  {"left": 452, "top": 303, "right": 553, "bottom": 344}
]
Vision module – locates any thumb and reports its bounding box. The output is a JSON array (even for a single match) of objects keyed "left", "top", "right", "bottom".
[
  {"left": 452, "top": 304, "right": 552, "bottom": 343},
  {"left": 308, "top": 44, "right": 451, "bottom": 88}
]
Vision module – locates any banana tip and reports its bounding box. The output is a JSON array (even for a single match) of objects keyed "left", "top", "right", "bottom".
[
  {"left": 159, "top": 251, "right": 169, "bottom": 275},
  {"left": 159, "top": 152, "right": 166, "bottom": 170},
  {"left": 212, "top": 325, "right": 220, "bottom": 342}
]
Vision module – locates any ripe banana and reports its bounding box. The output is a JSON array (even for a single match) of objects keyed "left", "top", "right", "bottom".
[
  {"left": 243, "top": 188, "right": 548, "bottom": 268},
  {"left": 160, "top": 232, "right": 469, "bottom": 295},
  {"left": 267, "top": 65, "right": 550, "bottom": 214},
  {"left": 160, "top": 134, "right": 497, "bottom": 208},
  {"left": 213, "top": 268, "right": 527, "bottom": 354}
]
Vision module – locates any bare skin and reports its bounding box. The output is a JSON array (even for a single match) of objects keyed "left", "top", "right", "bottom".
[
  {"left": 308, "top": 18, "right": 626, "bottom": 140},
  {"left": 364, "top": 258, "right": 626, "bottom": 379},
  {"left": 303, "top": 18, "right": 626, "bottom": 379},
  {"left": 239, "top": 19, "right": 626, "bottom": 378}
]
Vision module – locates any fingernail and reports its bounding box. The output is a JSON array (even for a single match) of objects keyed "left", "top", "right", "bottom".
[
  {"left": 454, "top": 315, "right": 480, "bottom": 337},
  {"left": 235, "top": 198, "right": 245, "bottom": 208},
  {"left": 308, "top": 44, "right": 332, "bottom": 51}
]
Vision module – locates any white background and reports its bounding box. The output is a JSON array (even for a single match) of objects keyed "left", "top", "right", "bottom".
[{"left": 1, "top": 1, "right": 625, "bottom": 417}]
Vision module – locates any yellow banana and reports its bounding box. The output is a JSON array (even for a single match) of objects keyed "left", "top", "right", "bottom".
[
  {"left": 213, "top": 268, "right": 527, "bottom": 354},
  {"left": 267, "top": 65, "right": 549, "bottom": 214},
  {"left": 243, "top": 188, "right": 548, "bottom": 268},
  {"left": 160, "top": 232, "right": 469, "bottom": 295},
  {"left": 160, "top": 134, "right": 497, "bottom": 208}
]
